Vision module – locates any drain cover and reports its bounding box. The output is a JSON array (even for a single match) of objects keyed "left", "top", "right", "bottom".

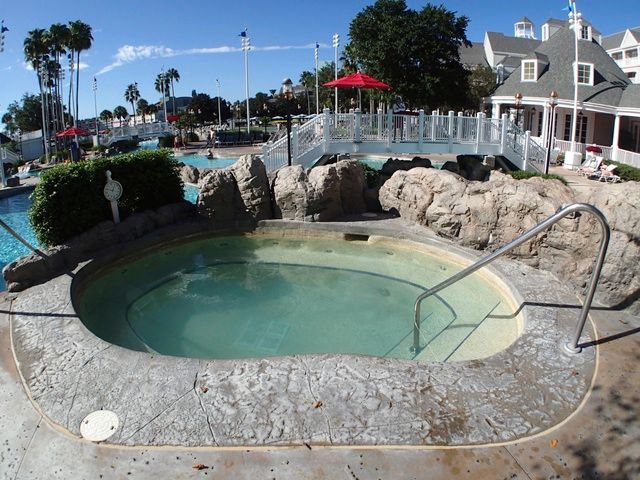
[{"left": 80, "top": 410, "right": 119, "bottom": 442}]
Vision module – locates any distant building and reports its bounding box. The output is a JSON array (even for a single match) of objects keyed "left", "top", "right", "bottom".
[{"left": 602, "top": 27, "right": 640, "bottom": 84}]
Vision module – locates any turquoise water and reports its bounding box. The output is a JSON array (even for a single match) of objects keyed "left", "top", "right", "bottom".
[
  {"left": 77, "top": 235, "right": 521, "bottom": 362},
  {"left": 177, "top": 154, "right": 238, "bottom": 170},
  {"left": 0, "top": 192, "right": 41, "bottom": 291},
  {"left": 184, "top": 184, "right": 198, "bottom": 204}
]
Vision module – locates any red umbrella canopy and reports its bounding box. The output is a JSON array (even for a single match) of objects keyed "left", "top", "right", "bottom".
[
  {"left": 323, "top": 72, "right": 391, "bottom": 90},
  {"left": 56, "top": 127, "right": 91, "bottom": 137}
]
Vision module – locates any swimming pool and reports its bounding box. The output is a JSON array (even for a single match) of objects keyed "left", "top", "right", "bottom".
[
  {"left": 0, "top": 191, "right": 41, "bottom": 291},
  {"left": 75, "top": 233, "right": 522, "bottom": 363}
]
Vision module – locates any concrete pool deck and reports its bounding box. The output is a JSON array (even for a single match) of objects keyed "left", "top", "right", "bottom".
[{"left": 1, "top": 218, "right": 639, "bottom": 478}]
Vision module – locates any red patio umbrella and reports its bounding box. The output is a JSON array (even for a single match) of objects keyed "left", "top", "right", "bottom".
[
  {"left": 323, "top": 72, "right": 391, "bottom": 109},
  {"left": 56, "top": 126, "right": 91, "bottom": 137}
]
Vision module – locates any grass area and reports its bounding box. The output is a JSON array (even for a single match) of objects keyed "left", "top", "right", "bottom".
[{"left": 609, "top": 161, "right": 640, "bottom": 182}]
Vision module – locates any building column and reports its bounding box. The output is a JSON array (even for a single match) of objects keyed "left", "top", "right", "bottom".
[
  {"left": 542, "top": 104, "right": 550, "bottom": 146},
  {"left": 492, "top": 102, "right": 501, "bottom": 119},
  {"left": 611, "top": 114, "right": 621, "bottom": 161}
]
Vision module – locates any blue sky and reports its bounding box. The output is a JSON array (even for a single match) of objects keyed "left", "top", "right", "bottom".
[{"left": 0, "top": 0, "right": 637, "bottom": 122}]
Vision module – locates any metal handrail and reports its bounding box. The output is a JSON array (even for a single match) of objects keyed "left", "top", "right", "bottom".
[{"left": 411, "top": 203, "right": 610, "bottom": 355}]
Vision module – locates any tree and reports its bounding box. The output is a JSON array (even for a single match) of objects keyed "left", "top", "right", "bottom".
[
  {"left": 113, "top": 105, "right": 128, "bottom": 125},
  {"left": 345, "top": 0, "right": 470, "bottom": 110},
  {"left": 154, "top": 73, "right": 170, "bottom": 118},
  {"left": 46, "top": 23, "right": 71, "bottom": 127},
  {"left": 3, "top": 94, "right": 45, "bottom": 134},
  {"left": 299, "top": 71, "right": 315, "bottom": 115},
  {"left": 124, "top": 84, "right": 140, "bottom": 125},
  {"left": 186, "top": 93, "right": 216, "bottom": 124},
  {"left": 465, "top": 65, "right": 497, "bottom": 111},
  {"left": 99, "top": 109, "right": 113, "bottom": 128},
  {"left": 137, "top": 98, "right": 149, "bottom": 123},
  {"left": 166, "top": 68, "right": 180, "bottom": 115},
  {"left": 67, "top": 21, "right": 93, "bottom": 126}
]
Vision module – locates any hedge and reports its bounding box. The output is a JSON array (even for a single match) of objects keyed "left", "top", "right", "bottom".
[
  {"left": 29, "top": 149, "right": 184, "bottom": 246},
  {"left": 609, "top": 161, "right": 640, "bottom": 182},
  {"left": 506, "top": 170, "right": 568, "bottom": 185}
]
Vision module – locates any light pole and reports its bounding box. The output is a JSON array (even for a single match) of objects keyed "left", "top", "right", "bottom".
[
  {"left": 566, "top": 0, "right": 583, "bottom": 168},
  {"left": 544, "top": 90, "right": 558, "bottom": 175},
  {"left": 332, "top": 33, "right": 339, "bottom": 113},
  {"left": 216, "top": 79, "right": 222, "bottom": 128},
  {"left": 513, "top": 92, "right": 523, "bottom": 143},
  {"left": 281, "top": 78, "right": 294, "bottom": 167},
  {"left": 241, "top": 30, "right": 251, "bottom": 134},
  {"left": 314, "top": 42, "right": 320, "bottom": 115},
  {"left": 93, "top": 77, "right": 99, "bottom": 147}
]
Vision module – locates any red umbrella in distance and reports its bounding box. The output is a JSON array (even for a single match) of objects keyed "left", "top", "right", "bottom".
[
  {"left": 56, "top": 126, "right": 91, "bottom": 137},
  {"left": 324, "top": 72, "right": 391, "bottom": 110}
]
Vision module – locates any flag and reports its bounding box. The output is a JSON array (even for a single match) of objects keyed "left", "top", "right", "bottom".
[
  {"left": 239, "top": 29, "right": 247, "bottom": 37},
  {"left": 1, "top": 26, "right": 8, "bottom": 33},
  {"left": 314, "top": 42, "right": 319, "bottom": 61},
  {"left": 562, "top": 1, "right": 573, "bottom": 12}
]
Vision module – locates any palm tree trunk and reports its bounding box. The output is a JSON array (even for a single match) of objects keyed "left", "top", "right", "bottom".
[
  {"left": 171, "top": 80, "right": 176, "bottom": 115},
  {"left": 75, "top": 51, "right": 81, "bottom": 127},
  {"left": 131, "top": 102, "right": 136, "bottom": 125}
]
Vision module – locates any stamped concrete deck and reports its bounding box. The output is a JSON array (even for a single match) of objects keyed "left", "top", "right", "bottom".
[{"left": 1, "top": 218, "right": 638, "bottom": 479}]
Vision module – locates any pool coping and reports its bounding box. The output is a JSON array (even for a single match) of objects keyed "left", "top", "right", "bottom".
[{"left": 9, "top": 218, "right": 597, "bottom": 448}]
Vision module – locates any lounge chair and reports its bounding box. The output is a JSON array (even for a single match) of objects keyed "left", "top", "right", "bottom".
[
  {"left": 578, "top": 155, "right": 603, "bottom": 177},
  {"left": 598, "top": 164, "right": 621, "bottom": 183}
]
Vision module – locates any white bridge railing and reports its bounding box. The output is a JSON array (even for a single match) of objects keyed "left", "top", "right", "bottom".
[
  {"left": 102, "top": 122, "right": 173, "bottom": 146},
  {"left": 553, "top": 139, "right": 640, "bottom": 168},
  {"left": 262, "top": 108, "right": 545, "bottom": 173}
]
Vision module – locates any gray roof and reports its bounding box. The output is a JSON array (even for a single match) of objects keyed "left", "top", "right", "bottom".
[
  {"left": 619, "top": 84, "right": 640, "bottom": 108},
  {"left": 544, "top": 18, "right": 566, "bottom": 27},
  {"left": 517, "top": 17, "right": 533, "bottom": 24},
  {"left": 486, "top": 32, "right": 540, "bottom": 55},
  {"left": 493, "top": 26, "right": 632, "bottom": 107},
  {"left": 500, "top": 56, "right": 524, "bottom": 69},
  {"left": 459, "top": 42, "right": 488, "bottom": 67},
  {"left": 602, "top": 28, "right": 640, "bottom": 51}
]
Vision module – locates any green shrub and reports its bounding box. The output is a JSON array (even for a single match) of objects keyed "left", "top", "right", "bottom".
[
  {"left": 29, "top": 149, "right": 184, "bottom": 246},
  {"left": 158, "top": 135, "right": 175, "bottom": 148},
  {"left": 359, "top": 161, "right": 381, "bottom": 188},
  {"left": 609, "top": 161, "right": 640, "bottom": 182},
  {"left": 507, "top": 170, "right": 568, "bottom": 185}
]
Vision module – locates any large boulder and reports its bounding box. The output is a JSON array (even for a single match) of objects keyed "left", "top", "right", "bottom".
[
  {"left": 179, "top": 164, "right": 200, "bottom": 184},
  {"left": 379, "top": 167, "right": 640, "bottom": 312},
  {"left": 381, "top": 157, "right": 432, "bottom": 176},
  {"left": 197, "top": 169, "right": 244, "bottom": 221},
  {"left": 231, "top": 154, "right": 273, "bottom": 221},
  {"left": 334, "top": 160, "right": 367, "bottom": 214}
]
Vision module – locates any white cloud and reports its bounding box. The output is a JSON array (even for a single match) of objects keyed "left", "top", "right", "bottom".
[
  {"left": 96, "top": 42, "right": 328, "bottom": 75},
  {"left": 78, "top": 62, "right": 89, "bottom": 71}
]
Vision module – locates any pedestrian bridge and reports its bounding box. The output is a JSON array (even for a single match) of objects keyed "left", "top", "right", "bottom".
[
  {"left": 262, "top": 109, "right": 546, "bottom": 173},
  {"left": 101, "top": 122, "right": 173, "bottom": 146}
]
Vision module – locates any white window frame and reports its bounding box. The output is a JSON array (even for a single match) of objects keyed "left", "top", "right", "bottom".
[
  {"left": 611, "top": 51, "right": 623, "bottom": 61},
  {"left": 542, "top": 24, "right": 549, "bottom": 41},
  {"left": 575, "top": 62, "right": 594, "bottom": 86},
  {"left": 580, "top": 25, "right": 591, "bottom": 41},
  {"left": 625, "top": 48, "right": 638, "bottom": 59},
  {"left": 521, "top": 60, "right": 537, "bottom": 82}
]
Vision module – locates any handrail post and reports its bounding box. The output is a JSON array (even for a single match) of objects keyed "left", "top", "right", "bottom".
[
  {"left": 500, "top": 113, "right": 509, "bottom": 154},
  {"left": 418, "top": 110, "right": 425, "bottom": 151},
  {"left": 523, "top": 131, "right": 531, "bottom": 170},
  {"left": 323, "top": 108, "right": 331, "bottom": 152},
  {"left": 447, "top": 111, "right": 455, "bottom": 152},
  {"left": 354, "top": 108, "right": 361, "bottom": 143},
  {"left": 431, "top": 110, "right": 437, "bottom": 140},
  {"left": 386, "top": 109, "right": 393, "bottom": 148},
  {"left": 292, "top": 124, "right": 299, "bottom": 163},
  {"left": 411, "top": 203, "right": 610, "bottom": 356},
  {"left": 377, "top": 108, "right": 383, "bottom": 140},
  {"left": 457, "top": 111, "right": 463, "bottom": 140},
  {"left": 475, "top": 112, "right": 484, "bottom": 154}
]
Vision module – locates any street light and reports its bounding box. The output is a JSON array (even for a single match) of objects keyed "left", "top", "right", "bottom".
[
  {"left": 216, "top": 79, "right": 222, "bottom": 128},
  {"left": 332, "top": 33, "right": 339, "bottom": 113},
  {"left": 544, "top": 90, "right": 558, "bottom": 175},
  {"left": 281, "top": 78, "right": 294, "bottom": 167},
  {"left": 241, "top": 30, "right": 251, "bottom": 134},
  {"left": 513, "top": 92, "right": 523, "bottom": 142}
]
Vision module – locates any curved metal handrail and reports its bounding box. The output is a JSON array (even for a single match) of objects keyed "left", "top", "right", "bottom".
[
  {"left": 0, "top": 218, "right": 45, "bottom": 259},
  {"left": 412, "top": 203, "right": 610, "bottom": 355}
]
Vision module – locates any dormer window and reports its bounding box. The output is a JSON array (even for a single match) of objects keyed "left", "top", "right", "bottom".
[
  {"left": 576, "top": 62, "right": 594, "bottom": 85},
  {"left": 542, "top": 24, "right": 549, "bottom": 41},
  {"left": 612, "top": 52, "right": 623, "bottom": 61},
  {"left": 580, "top": 25, "right": 591, "bottom": 41},
  {"left": 521, "top": 60, "right": 537, "bottom": 81}
]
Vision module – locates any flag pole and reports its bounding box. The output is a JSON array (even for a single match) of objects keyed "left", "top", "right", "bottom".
[{"left": 315, "top": 42, "right": 319, "bottom": 116}]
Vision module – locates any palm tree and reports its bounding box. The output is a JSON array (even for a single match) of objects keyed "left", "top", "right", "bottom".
[
  {"left": 166, "top": 68, "right": 180, "bottom": 115},
  {"left": 124, "top": 83, "right": 140, "bottom": 125},
  {"left": 299, "top": 71, "right": 315, "bottom": 115},
  {"left": 113, "top": 106, "right": 128, "bottom": 126},
  {"left": 99, "top": 109, "right": 113, "bottom": 128},
  {"left": 154, "top": 73, "right": 170, "bottom": 118},
  {"left": 46, "top": 23, "right": 71, "bottom": 129},
  {"left": 67, "top": 21, "right": 93, "bottom": 127},
  {"left": 24, "top": 29, "right": 50, "bottom": 157},
  {"left": 137, "top": 99, "right": 149, "bottom": 123}
]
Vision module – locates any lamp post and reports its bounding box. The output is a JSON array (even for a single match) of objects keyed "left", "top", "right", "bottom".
[
  {"left": 281, "top": 78, "right": 294, "bottom": 167},
  {"left": 216, "top": 79, "right": 222, "bottom": 128},
  {"left": 513, "top": 92, "right": 523, "bottom": 142},
  {"left": 332, "top": 33, "right": 339, "bottom": 113},
  {"left": 92, "top": 77, "right": 99, "bottom": 147},
  {"left": 314, "top": 42, "right": 320, "bottom": 116},
  {"left": 565, "top": 0, "right": 583, "bottom": 168},
  {"left": 544, "top": 90, "right": 558, "bottom": 175},
  {"left": 241, "top": 30, "right": 251, "bottom": 134}
]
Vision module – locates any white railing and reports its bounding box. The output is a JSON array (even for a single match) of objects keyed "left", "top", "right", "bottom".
[
  {"left": 261, "top": 108, "right": 545, "bottom": 173},
  {"left": 554, "top": 139, "right": 640, "bottom": 168},
  {"left": 0, "top": 147, "right": 21, "bottom": 164}
]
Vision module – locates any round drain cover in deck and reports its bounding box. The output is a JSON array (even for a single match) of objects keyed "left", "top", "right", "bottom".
[{"left": 80, "top": 410, "right": 119, "bottom": 441}]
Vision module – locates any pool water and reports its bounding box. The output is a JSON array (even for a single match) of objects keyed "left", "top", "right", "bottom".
[
  {"left": 76, "top": 235, "right": 521, "bottom": 363},
  {"left": 0, "top": 192, "right": 41, "bottom": 291}
]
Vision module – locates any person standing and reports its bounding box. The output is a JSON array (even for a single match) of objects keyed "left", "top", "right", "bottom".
[{"left": 391, "top": 96, "right": 405, "bottom": 141}]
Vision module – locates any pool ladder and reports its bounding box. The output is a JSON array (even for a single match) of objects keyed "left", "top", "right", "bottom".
[{"left": 411, "top": 203, "right": 610, "bottom": 355}]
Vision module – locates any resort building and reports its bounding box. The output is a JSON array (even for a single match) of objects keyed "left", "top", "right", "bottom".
[
  {"left": 603, "top": 27, "right": 640, "bottom": 84},
  {"left": 480, "top": 18, "right": 640, "bottom": 165}
]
